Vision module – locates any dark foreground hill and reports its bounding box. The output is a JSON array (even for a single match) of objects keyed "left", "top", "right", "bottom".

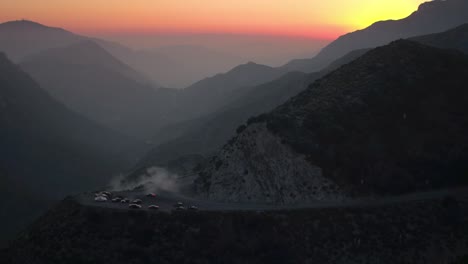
[
  {"left": 2, "top": 191, "right": 467, "bottom": 264},
  {"left": 196, "top": 40, "right": 468, "bottom": 203}
]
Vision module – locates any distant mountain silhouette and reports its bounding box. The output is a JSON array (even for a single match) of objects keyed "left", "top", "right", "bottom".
[
  {"left": 410, "top": 23, "right": 468, "bottom": 54},
  {"left": 0, "top": 20, "right": 82, "bottom": 62},
  {"left": 178, "top": 61, "right": 289, "bottom": 118},
  {"left": 282, "top": 0, "right": 468, "bottom": 72},
  {"left": 110, "top": 45, "right": 246, "bottom": 88},
  {"left": 196, "top": 40, "right": 468, "bottom": 203},
  {"left": 0, "top": 53, "right": 136, "bottom": 243},
  {"left": 19, "top": 41, "right": 168, "bottom": 138}
]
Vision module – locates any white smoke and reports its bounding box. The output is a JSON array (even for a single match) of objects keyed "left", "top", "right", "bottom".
[{"left": 109, "top": 167, "right": 180, "bottom": 193}]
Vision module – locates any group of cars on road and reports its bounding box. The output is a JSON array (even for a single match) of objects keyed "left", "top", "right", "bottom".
[{"left": 93, "top": 191, "right": 198, "bottom": 211}]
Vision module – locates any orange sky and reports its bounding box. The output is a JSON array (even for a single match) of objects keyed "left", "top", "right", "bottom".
[{"left": 1, "top": 0, "right": 428, "bottom": 39}]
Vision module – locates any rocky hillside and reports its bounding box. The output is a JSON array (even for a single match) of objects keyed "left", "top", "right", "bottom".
[
  {"left": 2, "top": 192, "right": 467, "bottom": 264},
  {"left": 196, "top": 40, "right": 468, "bottom": 203}
]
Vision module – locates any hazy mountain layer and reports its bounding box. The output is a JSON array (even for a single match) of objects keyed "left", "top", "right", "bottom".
[
  {"left": 19, "top": 41, "right": 170, "bottom": 138},
  {"left": 0, "top": 53, "right": 137, "bottom": 243},
  {"left": 0, "top": 20, "right": 82, "bottom": 62}
]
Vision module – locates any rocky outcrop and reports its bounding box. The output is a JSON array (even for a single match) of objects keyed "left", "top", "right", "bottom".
[{"left": 196, "top": 123, "right": 345, "bottom": 203}]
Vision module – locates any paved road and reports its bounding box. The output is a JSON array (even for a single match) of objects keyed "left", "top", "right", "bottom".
[{"left": 76, "top": 187, "right": 468, "bottom": 213}]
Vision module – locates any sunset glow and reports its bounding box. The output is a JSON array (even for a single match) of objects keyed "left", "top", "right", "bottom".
[{"left": 1, "top": 0, "right": 428, "bottom": 39}]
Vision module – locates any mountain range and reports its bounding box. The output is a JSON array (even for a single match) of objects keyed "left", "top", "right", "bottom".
[{"left": 282, "top": 0, "right": 468, "bottom": 72}]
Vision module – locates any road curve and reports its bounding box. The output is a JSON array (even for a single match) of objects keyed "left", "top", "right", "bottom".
[{"left": 75, "top": 187, "right": 468, "bottom": 213}]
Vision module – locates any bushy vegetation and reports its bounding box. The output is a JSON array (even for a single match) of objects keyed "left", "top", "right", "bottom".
[
  {"left": 261, "top": 40, "right": 468, "bottom": 195},
  {"left": 3, "top": 196, "right": 468, "bottom": 264}
]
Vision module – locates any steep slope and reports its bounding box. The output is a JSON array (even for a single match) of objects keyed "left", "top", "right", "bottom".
[
  {"left": 196, "top": 40, "right": 468, "bottom": 203},
  {"left": 0, "top": 53, "right": 138, "bottom": 244},
  {"left": 282, "top": 0, "right": 468, "bottom": 72},
  {"left": 178, "top": 62, "right": 289, "bottom": 118},
  {"left": 19, "top": 41, "right": 168, "bottom": 138},
  {"left": 411, "top": 23, "right": 468, "bottom": 54},
  {"left": 0, "top": 52, "right": 135, "bottom": 195},
  {"left": 0, "top": 20, "right": 82, "bottom": 62}
]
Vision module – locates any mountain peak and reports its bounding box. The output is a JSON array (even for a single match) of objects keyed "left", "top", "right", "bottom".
[
  {"left": 0, "top": 20, "right": 50, "bottom": 29},
  {"left": 230, "top": 61, "right": 273, "bottom": 72}
]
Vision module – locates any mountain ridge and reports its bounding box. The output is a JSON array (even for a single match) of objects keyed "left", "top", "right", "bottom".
[
  {"left": 282, "top": 0, "right": 468, "bottom": 72},
  {"left": 196, "top": 40, "right": 468, "bottom": 203}
]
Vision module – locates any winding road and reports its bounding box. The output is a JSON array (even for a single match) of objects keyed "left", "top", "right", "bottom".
[{"left": 76, "top": 186, "right": 468, "bottom": 213}]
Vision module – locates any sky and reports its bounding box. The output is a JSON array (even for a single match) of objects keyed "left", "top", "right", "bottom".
[
  {"left": 1, "top": 0, "right": 428, "bottom": 40},
  {"left": 0, "top": 0, "right": 429, "bottom": 66}
]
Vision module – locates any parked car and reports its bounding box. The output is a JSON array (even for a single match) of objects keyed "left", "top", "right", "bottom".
[
  {"left": 133, "top": 199, "right": 143, "bottom": 205},
  {"left": 174, "top": 202, "right": 184, "bottom": 207},
  {"left": 146, "top": 193, "right": 156, "bottom": 198},
  {"left": 121, "top": 198, "right": 130, "bottom": 203},
  {"left": 94, "top": 196, "right": 108, "bottom": 202},
  {"left": 148, "top": 205, "right": 160, "bottom": 210},
  {"left": 189, "top": 205, "right": 199, "bottom": 211},
  {"left": 175, "top": 205, "right": 186, "bottom": 211},
  {"left": 128, "top": 204, "right": 142, "bottom": 209},
  {"left": 112, "top": 197, "right": 122, "bottom": 203}
]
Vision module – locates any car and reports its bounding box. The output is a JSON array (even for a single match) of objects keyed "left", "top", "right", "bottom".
[
  {"left": 128, "top": 204, "right": 142, "bottom": 209},
  {"left": 148, "top": 205, "right": 160, "bottom": 210},
  {"left": 102, "top": 191, "right": 112, "bottom": 197},
  {"left": 188, "top": 205, "right": 198, "bottom": 211},
  {"left": 175, "top": 205, "right": 186, "bottom": 211},
  {"left": 94, "top": 196, "right": 108, "bottom": 202},
  {"left": 112, "top": 197, "right": 122, "bottom": 203},
  {"left": 174, "top": 202, "right": 184, "bottom": 207},
  {"left": 95, "top": 192, "right": 110, "bottom": 198},
  {"left": 120, "top": 198, "right": 130, "bottom": 203},
  {"left": 132, "top": 199, "right": 143, "bottom": 204},
  {"left": 146, "top": 193, "right": 156, "bottom": 198}
]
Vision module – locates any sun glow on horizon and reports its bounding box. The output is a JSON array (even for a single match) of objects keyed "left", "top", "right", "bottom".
[{"left": 1, "top": 0, "right": 428, "bottom": 40}]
